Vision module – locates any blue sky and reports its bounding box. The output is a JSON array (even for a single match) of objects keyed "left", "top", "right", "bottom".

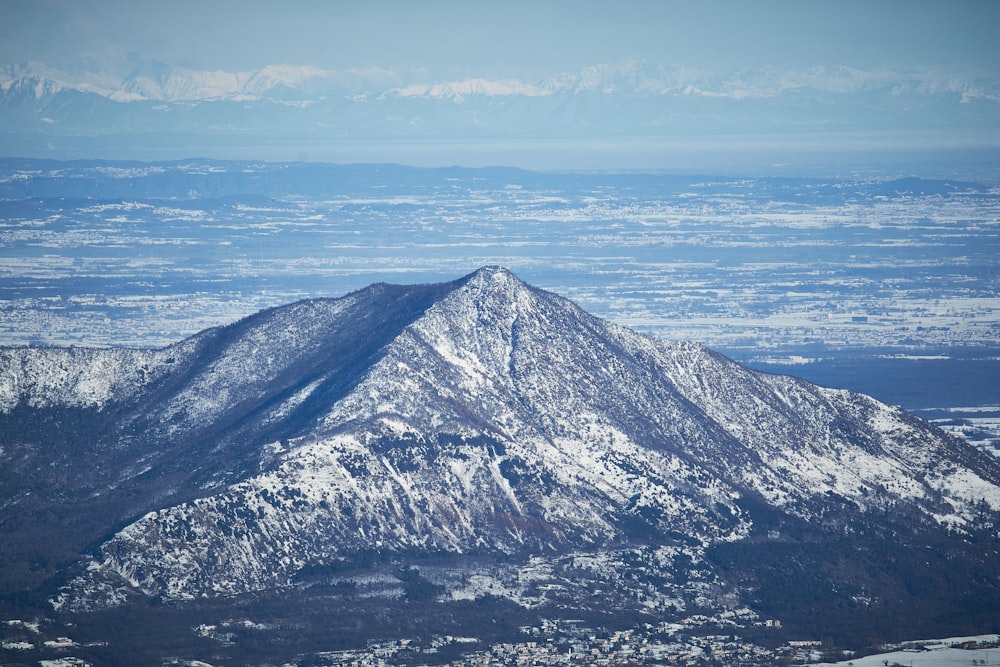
[{"left": 4, "top": 0, "right": 998, "bottom": 76}]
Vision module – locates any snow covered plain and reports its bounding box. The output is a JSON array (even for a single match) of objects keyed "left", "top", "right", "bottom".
[
  {"left": 1, "top": 163, "right": 995, "bottom": 352},
  {"left": 811, "top": 634, "right": 1000, "bottom": 667}
]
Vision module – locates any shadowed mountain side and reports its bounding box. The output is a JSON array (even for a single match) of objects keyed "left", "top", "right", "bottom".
[{"left": 0, "top": 276, "right": 465, "bottom": 595}]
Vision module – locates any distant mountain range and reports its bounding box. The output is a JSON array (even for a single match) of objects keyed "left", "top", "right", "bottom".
[
  {"left": 1, "top": 267, "right": 998, "bottom": 654},
  {"left": 2, "top": 54, "right": 997, "bottom": 160},
  {"left": 5, "top": 55, "right": 997, "bottom": 105}
]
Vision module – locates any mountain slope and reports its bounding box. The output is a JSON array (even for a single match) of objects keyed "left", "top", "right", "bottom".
[
  {"left": 0, "top": 279, "right": 456, "bottom": 595},
  {"left": 1, "top": 267, "right": 993, "bottom": 613},
  {"left": 1, "top": 268, "right": 998, "bottom": 644}
]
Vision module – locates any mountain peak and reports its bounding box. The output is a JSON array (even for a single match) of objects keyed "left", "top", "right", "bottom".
[
  {"left": 461, "top": 264, "right": 523, "bottom": 291},
  {"left": 441, "top": 265, "right": 537, "bottom": 322},
  {"left": 469, "top": 263, "right": 513, "bottom": 278}
]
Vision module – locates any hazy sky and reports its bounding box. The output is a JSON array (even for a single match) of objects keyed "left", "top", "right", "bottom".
[
  {"left": 3, "top": 0, "right": 999, "bottom": 76},
  {"left": 2, "top": 0, "right": 998, "bottom": 171}
]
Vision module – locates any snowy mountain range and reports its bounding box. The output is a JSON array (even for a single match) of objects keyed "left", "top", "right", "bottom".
[
  {"left": 4, "top": 54, "right": 997, "bottom": 105},
  {"left": 2, "top": 54, "right": 997, "bottom": 161},
  {"left": 1, "top": 267, "right": 998, "bottom": 646}
]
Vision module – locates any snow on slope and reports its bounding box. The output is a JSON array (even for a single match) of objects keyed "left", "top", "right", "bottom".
[
  {"left": 390, "top": 78, "right": 553, "bottom": 102},
  {"left": 0, "top": 345, "right": 169, "bottom": 411},
  {"left": 44, "top": 267, "right": 1000, "bottom": 609}
]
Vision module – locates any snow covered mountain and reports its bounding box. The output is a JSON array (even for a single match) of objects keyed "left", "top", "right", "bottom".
[
  {"left": 2, "top": 55, "right": 997, "bottom": 160},
  {"left": 5, "top": 55, "right": 996, "bottom": 105},
  {"left": 2, "top": 267, "right": 998, "bottom": 634}
]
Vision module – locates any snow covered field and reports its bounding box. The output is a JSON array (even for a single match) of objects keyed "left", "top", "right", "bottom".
[{"left": 812, "top": 634, "right": 1000, "bottom": 667}]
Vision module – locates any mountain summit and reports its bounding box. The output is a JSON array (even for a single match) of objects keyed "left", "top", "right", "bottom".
[{"left": 2, "top": 267, "right": 998, "bottom": 640}]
